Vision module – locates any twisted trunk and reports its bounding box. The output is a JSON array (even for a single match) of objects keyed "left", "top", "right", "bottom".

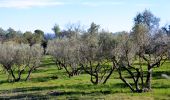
[
  {"left": 145, "top": 66, "right": 152, "bottom": 90},
  {"left": 25, "top": 67, "right": 35, "bottom": 81}
]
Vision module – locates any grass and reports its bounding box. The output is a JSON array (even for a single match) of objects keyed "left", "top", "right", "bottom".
[{"left": 0, "top": 56, "right": 170, "bottom": 99}]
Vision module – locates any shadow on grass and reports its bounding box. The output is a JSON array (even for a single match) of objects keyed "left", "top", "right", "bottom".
[
  {"left": 152, "top": 71, "right": 170, "bottom": 79},
  {"left": 31, "top": 68, "right": 54, "bottom": 74},
  {"left": 0, "top": 84, "right": 117, "bottom": 99},
  {"left": 133, "top": 62, "right": 147, "bottom": 66},
  {"left": 0, "top": 80, "right": 9, "bottom": 85},
  {"left": 0, "top": 81, "right": 169, "bottom": 99},
  {"left": 40, "top": 62, "right": 56, "bottom": 68},
  {"left": 47, "top": 90, "right": 112, "bottom": 96},
  {"left": 40, "top": 56, "right": 56, "bottom": 67},
  {"left": 0, "top": 75, "right": 59, "bottom": 85},
  {"left": 152, "top": 83, "right": 170, "bottom": 89},
  {"left": 0, "top": 93, "right": 49, "bottom": 100},
  {"left": 0, "top": 90, "right": 109, "bottom": 99},
  {"left": 0, "top": 83, "right": 127, "bottom": 94},
  {"left": 30, "top": 75, "right": 58, "bottom": 82}
]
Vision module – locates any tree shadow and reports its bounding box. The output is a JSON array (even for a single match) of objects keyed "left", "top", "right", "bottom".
[
  {"left": 31, "top": 68, "right": 54, "bottom": 74},
  {"left": 0, "top": 80, "right": 9, "bottom": 85},
  {"left": 0, "top": 93, "right": 49, "bottom": 100},
  {"left": 30, "top": 75, "right": 58, "bottom": 82},
  {"left": 133, "top": 62, "right": 147, "bottom": 66},
  {"left": 39, "top": 62, "right": 56, "bottom": 68},
  {"left": 0, "top": 90, "right": 109, "bottom": 99},
  {"left": 152, "top": 71, "right": 170, "bottom": 79},
  {"left": 152, "top": 84, "right": 170, "bottom": 89},
  {"left": 0, "top": 82, "right": 127, "bottom": 94},
  {"left": 0, "top": 74, "right": 59, "bottom": 85}
]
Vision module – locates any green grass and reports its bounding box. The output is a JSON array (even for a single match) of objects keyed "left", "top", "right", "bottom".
[{"left": 0, "top": 56, "right": 170, "bottom": 99}]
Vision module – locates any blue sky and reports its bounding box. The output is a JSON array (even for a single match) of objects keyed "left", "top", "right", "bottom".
[{"left": 0, "top": 0, "right": 170, "bottom": 33}]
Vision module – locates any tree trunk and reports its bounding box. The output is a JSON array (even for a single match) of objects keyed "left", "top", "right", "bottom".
[
  {"left": 145, "top": 66, "right": 152, "bottom": 90},
  {"left": 60, "top": 63, "right": 72, "bottom": 78},
  {"left": 15, "top": 69, "right": 25, "bottom": 82},
  {"left": 120, "top": 76, "right": 135, "bottom": 92},
  {"left": 103, "top": 67, "right": 114, "bottom": 84},
  {"left": 14, "top": 77, "right": 21, "bottom": 82},
  {"left": 118, "top": 70, "right": 135, "bottom": 92},
  {"left": 91, "top": 75, "right": 98, "bottom": 85},
  {"left": 56, "top": 61, "right": 62, "bottom": 70},
  {"left": 25, "top": 67, "right": 34, "bottom": 81},
  {"left": 135, "top": 69, "right": 143, "bottom": 93},
  {"left": 43, "top": 48, "right": 46, "bottom": 55},
  {"left": 10, "top": 69, "right": 16, "bottom": 81}
]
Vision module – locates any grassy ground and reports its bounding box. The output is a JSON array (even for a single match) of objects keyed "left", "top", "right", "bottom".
[{"left": 0, "top": 56, "right": 170, "bottom": 100}]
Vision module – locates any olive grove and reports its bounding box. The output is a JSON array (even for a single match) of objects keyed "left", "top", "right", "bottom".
[
  {"left": 47, "top": 10, "right": 169, "bottom": 92},
  {"left": 0, "top": 9, "right": 169, "bottom": 93}
]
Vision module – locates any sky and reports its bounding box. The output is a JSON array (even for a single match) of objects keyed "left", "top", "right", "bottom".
[{"left": 0, "top": 0, "right": 170, "bottom": 33}]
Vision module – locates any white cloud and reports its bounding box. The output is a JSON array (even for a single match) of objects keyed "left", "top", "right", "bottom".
[
  {"left": 135, "top": 3, "right": 155, "bottom": 8},
  {"left": 0, "top": 0, "right": 125, "bottom": 8},
  {"left": 0, "top": 0, "right": 64, "bottom": 8},
  {"left": 82, "top": 1, "right": 124, "bottom": 7}
]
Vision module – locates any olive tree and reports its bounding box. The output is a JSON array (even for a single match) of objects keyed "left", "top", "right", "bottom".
[
  {"left": 112, "top": 32, "right": 143, "bottom": 92},
  {"left": 0, "top": 28, "right": 6, "bottom": 41},
  {"left": 122, "top": 10, "right": 168, "bottom": 92},
  {"left": 52, "top": 24, "right": 61, "bottom": 38},
  {"left": 0, "top": 42, "right": 43, "bottom": 82},
  {"left": 134, "top": 9, "right": 160, "bottom": 30},
  {"left": 112, "top": 22, "right": 168, "bottom": 92},
  {"left": 162, "top": 25, "right": 170, "bottom": 36},
  {"left": 111, "top": 30, "right": 168, "bottom": 92},
  {"left": 141, "top": 32, "right": 168, "bottom": 90},
  {"left": 47, "top": 23, "right": 84, "bottom": 77},
  {"left": 47, "top": 37, "right": 82, "bottom": 77},
  {"left": 79, "top": 23, "right": 116, "bottom": 84},
  {"left": 80, "top": 32, "right": 116, "bottom": 84},
  {"left": 162, "top": 25, "right": 170, "bottom": 59}
]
